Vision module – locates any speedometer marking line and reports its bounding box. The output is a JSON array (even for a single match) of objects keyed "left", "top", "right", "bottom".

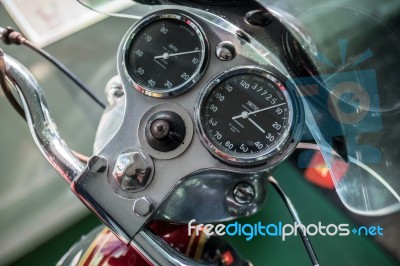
[{"left": 248, "top": 118, "right": 266, "bottom": 133}]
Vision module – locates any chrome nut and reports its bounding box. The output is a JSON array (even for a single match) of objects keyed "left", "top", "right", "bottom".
[
  {"left": 87, "top": 155, "right": 108, "bottom": 173},
  {"left": 133, "top": 197, "right": 154, "bottom": 217},
  {"left": 113, "top": 150, "right": 153, "bottom": 192}
]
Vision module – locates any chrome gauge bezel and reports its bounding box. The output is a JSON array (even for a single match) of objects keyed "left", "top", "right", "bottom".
[
  {"left": 122, "top": 12, "right": 209, "bottom": 98},
  {"left": 195, "top": 66, "right": 298, "bottom": 166}
]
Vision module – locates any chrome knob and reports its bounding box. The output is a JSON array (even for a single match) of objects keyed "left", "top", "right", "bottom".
[{"left": 113, "top": 150, "right": 153, "bottom": 192}]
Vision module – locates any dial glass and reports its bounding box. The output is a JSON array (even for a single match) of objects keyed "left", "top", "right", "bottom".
[
  {"left": 124, "top": 14, "right": 207, "bottom": 97},
  {"left": 197, "top": 69, "right": 294, "bottom": 165}
]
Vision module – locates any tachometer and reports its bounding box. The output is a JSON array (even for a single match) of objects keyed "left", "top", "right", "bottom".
[
  {"left": 195, "top": 67, "right": 299, "bottom": 166},
  {"left": 123, "top": 12, "right": 208, "bottom": 98}
]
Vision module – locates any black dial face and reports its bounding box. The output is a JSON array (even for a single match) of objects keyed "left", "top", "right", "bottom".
[
  {"left": 124, "top": 14, "right": 207, "bottom": 97},
  {"left": 197, "top": 69, "right": 293, "bottom": 165}
]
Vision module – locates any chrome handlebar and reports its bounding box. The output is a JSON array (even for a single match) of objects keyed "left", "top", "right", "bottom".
[{"left": 2, "top": 53, "right": 84, "bottom": 183}]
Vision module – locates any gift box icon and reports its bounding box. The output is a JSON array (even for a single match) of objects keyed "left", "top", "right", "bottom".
[{"left": 288, "top": 39, "right": 382, "bottom": 168}]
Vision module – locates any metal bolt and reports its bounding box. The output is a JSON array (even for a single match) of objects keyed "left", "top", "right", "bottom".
[
  {"left": 133, "top": 197, "right": 153, "bottom": 217},
  {"left": 216, "top": 41, "right": 236, "bottom": 61},
  {"left": 233, "top": 183, "right": 255, "bottom": 204},
  {"left": 113, "top": 150, "right": 153, "bottom": 192},
  {"left": 88, "top": 155, "right": 108, "bottom": 173},
  {"left": 105, "top": 75, "right": 124, "bottom": 105}
]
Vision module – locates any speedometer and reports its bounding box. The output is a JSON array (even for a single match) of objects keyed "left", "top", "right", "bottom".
[
  {"left": 123, "top": 12, "right": 208, "bottom": 98},
  {"left": 195, "top": 67, "right": 300, "bottom": 166}
]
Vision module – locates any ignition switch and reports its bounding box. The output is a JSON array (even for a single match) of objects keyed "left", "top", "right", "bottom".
[{"left": 145, "top": 111, "right": 186, "bottom": 152}]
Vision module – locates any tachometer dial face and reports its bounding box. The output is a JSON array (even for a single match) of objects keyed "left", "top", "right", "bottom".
[
  {"left": 123, "top": 13, "right": 208, "bottom": 98},
  {"left": 195, "top": 67, "right": 295, "bottom": 166}
]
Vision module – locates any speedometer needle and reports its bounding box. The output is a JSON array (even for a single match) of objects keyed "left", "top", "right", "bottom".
[
  {"left": 232, "top": 103, "right": 286, "bottom": 120},
  {"left": 154, "top": 50, "right": 201, "bottom": 60},
  {"left": 248, "top": 118, "right": 266, "bottom": 133}
]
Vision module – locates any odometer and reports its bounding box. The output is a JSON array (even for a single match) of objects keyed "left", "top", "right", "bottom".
[
  {"left": 123, "top": 12, "right": 208, "bottom": 98},
  {"left": 195, "top": 67, "right": 297, "bottom": 166}
]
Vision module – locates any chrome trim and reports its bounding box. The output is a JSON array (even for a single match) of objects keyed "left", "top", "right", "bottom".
[
  {"left": 2, "top": 54, "right": 85, "bottom": 183},
  {"left": 194, "top": 66, "right": 297, "bottom": 166},
  {"left": 122, "top": 12, "right": 209, "bottom": 98}
]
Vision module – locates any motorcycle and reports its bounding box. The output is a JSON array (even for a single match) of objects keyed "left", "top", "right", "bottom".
[{"left": 1, "top": 0, "right": 400, "bottom": 265}]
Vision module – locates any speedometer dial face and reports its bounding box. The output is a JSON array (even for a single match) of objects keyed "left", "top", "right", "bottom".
[
  {"left": 195, "top": 67, "right": 295, "bottom": 166},
  {"left": 123, "top": 13, "right": 208, "bottom": 98}
]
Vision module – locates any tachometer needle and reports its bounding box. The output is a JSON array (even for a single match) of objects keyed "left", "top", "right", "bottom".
[
  {"left": 154, "top": 50, "right": 201, "bottom": 60},
  {"left": 248, "top": 118, "right": 266, "bottom": 133},
  {"left": 232, "top": 103, "right": 286, "bottom": 120}
]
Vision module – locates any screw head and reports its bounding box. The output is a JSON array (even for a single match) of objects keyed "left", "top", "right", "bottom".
[
  {"left": 88, "top": 155, "right": 107, "bottom": 173},
  {"left": 133, "top": 197, "right": 153, "bottom": 217},
  {"left": 216, "top": 41, "right": 236, "bottom": 61},
  {"left": 233, "top": 183, "right": 255, "bottom": 204}
]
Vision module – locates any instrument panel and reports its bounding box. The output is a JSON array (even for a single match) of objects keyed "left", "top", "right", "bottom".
[{"left": 119, "top": 9, "right": 304, "bottom": 169}]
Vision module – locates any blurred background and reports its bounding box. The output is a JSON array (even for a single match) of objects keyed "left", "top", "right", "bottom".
[{"left": 0, "top": 0, "right": 399, "bottom": 265}]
